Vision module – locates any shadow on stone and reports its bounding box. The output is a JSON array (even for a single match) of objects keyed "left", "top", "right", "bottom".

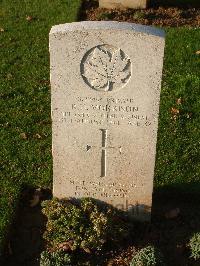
[{"left": 70, "top": 197, "right": 151, "bottom": 222}]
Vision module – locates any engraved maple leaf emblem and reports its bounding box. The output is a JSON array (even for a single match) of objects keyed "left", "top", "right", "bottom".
[{"left": 82, "top": 45, "right": 131, "bottom": 92}]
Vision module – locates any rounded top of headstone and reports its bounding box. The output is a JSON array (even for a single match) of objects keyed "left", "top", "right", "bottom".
[{"left": 50, "top": 21, "right": 165, "bottom": 38}]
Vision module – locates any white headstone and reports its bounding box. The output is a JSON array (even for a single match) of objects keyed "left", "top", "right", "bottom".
[
  {"left": 50, "top": 21, "right": 165, "bottom": 221},
  {"left": 99, "top": 0, "right": 148, "bottom": 9}
]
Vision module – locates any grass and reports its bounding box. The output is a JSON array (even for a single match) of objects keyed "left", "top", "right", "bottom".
[
  {"left": 0, "top": 0, "right": 200, "bottom": 255},
  {"left": 0, "top": 0, "right": 82, "bottom": 250},
  {"left": 155, "top": 28, "right": 200, "bottom": 192}
]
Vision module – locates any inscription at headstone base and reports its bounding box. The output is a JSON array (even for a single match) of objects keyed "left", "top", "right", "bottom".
[
  {"left": 50, "top": 21, "right": 165, "bottom": 221},
  {"left": 99, "top": 0, "right": 148, "bottom": 9}
]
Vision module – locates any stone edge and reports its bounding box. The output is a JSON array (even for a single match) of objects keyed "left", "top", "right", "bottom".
[{"left": 50, "top": 21, "right": 165, "bottom": 38}]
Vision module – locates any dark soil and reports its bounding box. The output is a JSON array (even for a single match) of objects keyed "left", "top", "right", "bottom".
[
  {"left": 82, "top": 0, "right": 200, "bottom": 27},
  {"left": 2, "top": 188, "right": 200, "bottom": 265}
]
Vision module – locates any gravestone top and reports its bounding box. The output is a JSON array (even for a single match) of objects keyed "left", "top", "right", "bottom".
[
  {"left": 99, "top": 0, "right": 148, "bottom": 9},
  {"left": 50, "top": 21, "right": 165, "bottom": 221},
  {"left": 50, "top": 21, "right": 165, "bottom": 38}
]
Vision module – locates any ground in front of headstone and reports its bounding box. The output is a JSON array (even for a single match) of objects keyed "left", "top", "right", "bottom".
[
  {"left": 2, "top": 188, "right": 200, "bottom": 266},
  {"left": 82, "top": 0, "right": 200, "bottom": 27}
]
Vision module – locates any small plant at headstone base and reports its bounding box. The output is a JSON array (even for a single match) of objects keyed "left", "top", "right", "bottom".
[
  {"left": 41, "top": 198, "right": 129, "bottom": 254},
  {"left": 40, "top": 250, "right": 72, "bottom": 266},
  {"left": 98, "top": 11, "right": 116, "bottom": 20},
  {"left": 133, "top": 11, "right": 146, "bottom": 20},
  {"left": 130, "top": 246, "right": 165, "bottom": 266},
  {"left": 189, "top": 232, "right": 200, "bottom": 260}
]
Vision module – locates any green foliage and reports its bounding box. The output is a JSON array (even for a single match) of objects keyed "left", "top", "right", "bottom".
[
  {"left": 130, "top": 246, "right": 165, "bottom": 266},
  {"left": 98, "top": 12, "right": 115, "bottom": 20},
  {"left": 40, "top": 250, "right": 72, "bottom": 266},
  {"left": 133, "top": 11, "right": 146, "bottom": 20},
  {"left": 42, "top": 198, "right": 128, "bottom": 252},
  {"left": 189, "top": 232, "right": 200, "bottom": 260}
]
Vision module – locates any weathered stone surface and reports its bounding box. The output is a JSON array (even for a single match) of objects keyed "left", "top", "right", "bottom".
[
  {"left": 50, "top": 21, "right": 165, "bottom": 221},
  {"left": 99, "top": 0, "right": 148, "bottom": 9}
]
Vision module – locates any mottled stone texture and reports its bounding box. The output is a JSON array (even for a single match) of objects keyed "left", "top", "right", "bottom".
[
  {"left": 99, "top": 0, "right": 148, "bottom": 9},
  {"left": 50, "top": 21, "right": 165, "bottom": 221}
]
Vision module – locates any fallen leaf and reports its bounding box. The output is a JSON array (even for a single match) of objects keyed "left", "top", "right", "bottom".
[
  {"left": 83, "top": 247, "right": 92, "bottom": 254},
  {"left": 20, "top": 132, "right": 28, "bottom": 140},
  {"left": 7, "top": 73, "right": 13, "bottom": 80},
  {"left": 186, "top": 113, "right": 192, "bottom": 119},
  {"left": 30, "top": 188, "right": 42, "bottom": 207},
  {"left": 30, "top": 195, "right": 40, "bottom": 207},
  {"left": 176, "top": 98, "right": 182, "bottom": 105},
  {"left": 26, "top": 16, "right": 33, "bottom": 21},
  {"left": 171, "top": 107, "right": 179, "bottom": 115},
  {"left": 107, "top": 259, "right": 114, "bottom": 266},
  {"left": 196, "top": 50, "right": 200, "bottom": 55},
  {"left": 0, "top": 28, "right": 5, "bottom": 32},
  {"left": 39, "top": 79, "right": 50, "bottom": 86},
  {"left": 58, "top": 241, "right": 73, "bottom": 251},
  {"left": 171, "top": 107, "right": 180, "bottom": 120},
  {"left": 35, "top": 133, "right": 42, "bottom": 139},
  {"left": 165, "top": 208, "right": 180, "bottom": 219}
]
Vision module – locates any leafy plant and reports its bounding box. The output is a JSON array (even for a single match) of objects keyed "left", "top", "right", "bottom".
[
  {"left": 133, "top": 11, "right": 146, "bottom": 20},
  {"left": 189, "top": 232, "right": 200, "bottom": 260},
  {"left": 130, "top": 246, "right": 165, "bottom": 266},
  {"left": 40, "top": 250, "right": 72, "bottom": 266},
  {"left": 98, "top": 12, "right": 115, "bottom": 20},
  {"left": 42, "top": 198, "right": 128, "bottom": 253}
]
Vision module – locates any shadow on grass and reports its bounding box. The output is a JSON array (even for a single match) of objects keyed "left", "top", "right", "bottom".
[
  {"left": 1, "top": 187, "right": 52, "bottom": 266},
  {"left": 151, "top": 186, "right": 200, "bottom": 266},
  {"left": 79, "top": 0, "right": 99, "bottom": 21},
  {"left": 151, "top": 0, "right": 200, "bottom": 8},
  {"left": 2, "top": 184, "right": 200, "bottom": 266}
]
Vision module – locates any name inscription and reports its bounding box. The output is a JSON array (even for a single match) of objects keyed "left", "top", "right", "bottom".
[{"left": 53, "top": 96, "right": 152, "bottom": 127}]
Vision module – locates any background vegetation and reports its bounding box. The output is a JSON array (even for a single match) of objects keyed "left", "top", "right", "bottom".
[{"left": 0, "top": 0, "right": 82, "bottom": 249}]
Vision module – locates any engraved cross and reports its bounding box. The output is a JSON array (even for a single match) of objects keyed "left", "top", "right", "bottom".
[{"left": 86, "top": 129, "right": 122, "bottom": 177}]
